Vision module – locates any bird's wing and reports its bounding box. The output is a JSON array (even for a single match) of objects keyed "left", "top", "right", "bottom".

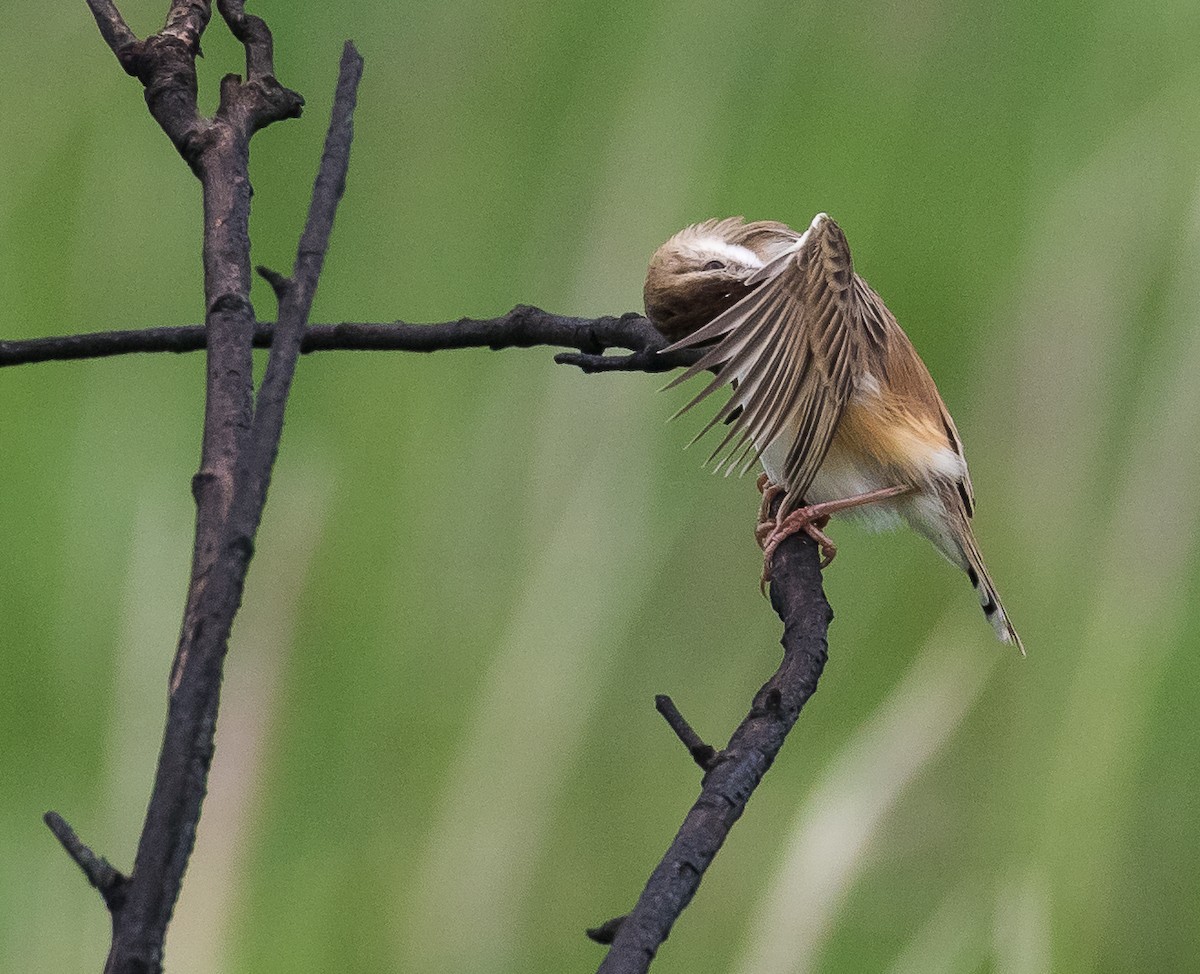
[
  {"left": 939, "top": 400, "right": 975, "bottom": 516},
  {"left": 852, "top": 275, "right": 976, "bottom": 517},
  {"left": 660, "top": 217, "right": 878, "bottom": 504}
]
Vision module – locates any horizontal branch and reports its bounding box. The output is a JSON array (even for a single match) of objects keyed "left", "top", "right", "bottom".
[{"left": 0, "top": 308, "right": 701, "bottom": 373}]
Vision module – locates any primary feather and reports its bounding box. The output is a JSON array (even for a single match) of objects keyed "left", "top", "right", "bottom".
[{"left": 648, "top": 213, "right": 1022, "bottom": 652}]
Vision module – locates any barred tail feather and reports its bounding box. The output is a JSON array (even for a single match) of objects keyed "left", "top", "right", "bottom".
[
  {"left": 959, "top": 531, "right": 1024, "bottom": 655},
  {"left": 906, "top": 498, "right": 1024, "bottom": 655}
]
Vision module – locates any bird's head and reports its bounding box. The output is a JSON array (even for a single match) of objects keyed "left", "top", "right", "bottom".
[{"left": 643, "top": 217, "right": 798, "bottom": 343}]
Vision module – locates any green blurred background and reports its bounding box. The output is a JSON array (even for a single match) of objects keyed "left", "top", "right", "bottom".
[{"left": 3, "top": 1, "right": 1199, "bottom": 971}]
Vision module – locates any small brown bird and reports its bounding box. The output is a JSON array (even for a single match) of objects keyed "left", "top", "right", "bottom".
[{"left": 644, "top": 213, "right": 1022, "bottom": 652}]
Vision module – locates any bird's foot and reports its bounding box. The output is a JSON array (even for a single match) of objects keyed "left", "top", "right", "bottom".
[
  {"left": 760, "top": 508, "right": 836, "bottom": 593},
  {"left": 756, "top": 484, "right": 912, "bottom": 593},
  {"left": 754, "top": 475, "right": 787, "bottom": 547}
]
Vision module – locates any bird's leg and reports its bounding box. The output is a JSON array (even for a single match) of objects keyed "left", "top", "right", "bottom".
[
  {"left": 754, "top": 474, "right": 787, "bottom": 546},
  {"left": 760, "top": 484, "right": 912, "bottom": 589}
]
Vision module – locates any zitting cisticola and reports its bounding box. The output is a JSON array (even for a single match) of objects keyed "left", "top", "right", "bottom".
[{"left": 643, "top": 213, "right": 1021, "bottom": 652}]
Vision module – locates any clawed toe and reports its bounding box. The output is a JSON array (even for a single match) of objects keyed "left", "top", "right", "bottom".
[
  {"left": 754, "top": 520, "right": 775, "bottom": 548},
  {"left": 755, "top": 476, "right": 786, "bottom": 528},
  {"left": 754, "top": 484, "right": 910, "bottom": 588},
  {"left": 758, "top": 508, "right": 838, "bottom": 592}
]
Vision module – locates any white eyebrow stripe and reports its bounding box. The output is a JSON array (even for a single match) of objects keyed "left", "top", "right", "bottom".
[{"left": 692, "top": 238, "right": 765, "bottom": 269}]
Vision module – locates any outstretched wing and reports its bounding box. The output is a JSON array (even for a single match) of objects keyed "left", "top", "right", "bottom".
[{"left": 661, "top": 215, "right": 880, "bottom": 507}]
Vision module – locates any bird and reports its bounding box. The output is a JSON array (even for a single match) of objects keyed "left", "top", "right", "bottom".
[{"left": 643, "top": 213, "right": 1022, "bottom": 652}]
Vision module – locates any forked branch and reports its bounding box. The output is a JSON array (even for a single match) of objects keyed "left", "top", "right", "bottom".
[
  {"left": 34, "top": 7, "right": 834, "bottom": 974},
  {"left": 44, "top": 4, "right": 361, "bottom": 971}
]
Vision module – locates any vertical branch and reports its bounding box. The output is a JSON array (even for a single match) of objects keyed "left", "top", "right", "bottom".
[
  {"left": 184, "top": 0, "right": 303, "bottom": 629},
  {"left": 110, "top": 48, "right": 354, "bottom": 974},
  {"left": 62, "top": 6, "right": 355, "bottom": 974},
  {"left": 247, "top": 42, "right": 362, "bottom": 506}
]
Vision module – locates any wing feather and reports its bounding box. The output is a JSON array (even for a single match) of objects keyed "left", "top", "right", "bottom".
[
  {"left": 660, "top": 216, "right": 874, "bottom": 509},
  {"left": 853, "top": 274, "right": 975, "bottom": 515}
]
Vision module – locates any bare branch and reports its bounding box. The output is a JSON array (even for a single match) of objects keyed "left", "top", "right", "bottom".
[
  {"left": 255, "top": 264, "right": 289, "bottom": 298},
  {"left": 287, "top": 44, "right": 360, "bottom": 298},
  {"left": 95, "top": 44, "right": 362, "bottom": 974},
  {"left": 0, "top": 310, "right": 701, "bottom": 372},
  {"left": 43, "top": 811, "right": 128, "bottom": 912},
  {"left": 161, "top": 0, "right": 211, "bottom": 48},
  {"left": 216, "top": 0, "right": 275, "bottom": 81},
  {"left": 69, "top": 5, "right": 341, "bottom": 972},
  {"left": 587, "top": 915, "right": 628, "bottom": 945},
  {"left": 240, "top": 40, "right": 362, "bottom": 519},
  {"left": 213, "top": 0, "right": 303, "bottom": 135},
  {"left": 594, "top": 523, "right": 832, "bottom": 974},
  {"left": 84, "top": 0, "right": 138, "bottom": 61},
  {"left": 553, "top": 348, "right": 677, "bottom": 373},
  {"left": 118, "top": 1, "right": 211, "bottom": 162},
  {"left": 654, "top": 695, "right": 719, "bottom": 771}
]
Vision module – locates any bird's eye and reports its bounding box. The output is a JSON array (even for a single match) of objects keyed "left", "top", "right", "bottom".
[{"left": 702, "top": 259, "right": 725, "bottom": 271}]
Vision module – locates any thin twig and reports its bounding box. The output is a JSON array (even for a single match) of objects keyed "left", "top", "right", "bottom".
[
  {"left": 586, "top": 915, "right": 628, "bottom": 945},
  {"left": 595, "top": 521, "right": 832, "bottom": 974},
  {"left": 43, "top": 812, "right": 128, "bottom": 912},
  {"left": 217, "top": 0, "right": 276, "bottom": 81},
  {"left": 654, "top": 695, "right": 718, "bottom": 771},
  {"left": 0, "top": 310, "right": 700, "bottom": 372},
  {"left": 239, "top": 40, "right": 362, "bottom": 520},
  {"left": 553, "top": 348, "right": 676, "bottom": 373}
]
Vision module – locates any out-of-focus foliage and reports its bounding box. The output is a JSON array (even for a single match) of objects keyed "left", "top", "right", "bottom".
[{"left": 3, "top": 1, "right": 1199, "bottom": 971}]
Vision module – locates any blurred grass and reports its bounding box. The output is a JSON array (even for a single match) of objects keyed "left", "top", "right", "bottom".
[{"left": 3, "top": 0, "right": 1199, "bottom": 971}]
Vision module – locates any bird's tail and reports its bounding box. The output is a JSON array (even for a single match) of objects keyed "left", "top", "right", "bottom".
[{"left": 956, "top": 527, "right": 1023, "bottom": 655}]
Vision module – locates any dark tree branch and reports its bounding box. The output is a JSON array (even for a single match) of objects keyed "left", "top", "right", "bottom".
[
  {"left": 594, "top": 525, "right": 832, "bottom": 974},
  {"left": 43, "top": 812, "right": 129, "bottom": 913},
  {"left": 654, "top": 695, "right": 718, "bottom": 772},
  {"left": 86, "top": 1, "right": 210, "bottom": 159},
  {"left": 84, "top": 0, "right": 137, "bottom": 56},
  {"left": 553, "top": 347, "right": 680, "bottom": 374},
  {"left": 50, "top": 7, "right": 358, "bottom": 974},
  {"left": 160, "top": 0, "right": 210, "bottom": 52},
  {"left": 214, "top": 0, "right": 303, "bottom": 137},
  {"left": 586, "top": 915, "right": 628, "bottom": 946},
  {"left": 239, "top": 41, "right": 361, "bottom": 521},
  {"left": 217, "top": 0, "right": 276, "bottom": 81},
  {"left": 256, "top": 265, "right": 289, "bottom": 297},
  {"left": 42, "top": 8, "right": 831, "bottom": 974},
  {"left": 0, "top": 310, "right": 703, "bottom": 373},
  {"left": 112, "top": 44, "right": 357, "bottom": 974}
]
